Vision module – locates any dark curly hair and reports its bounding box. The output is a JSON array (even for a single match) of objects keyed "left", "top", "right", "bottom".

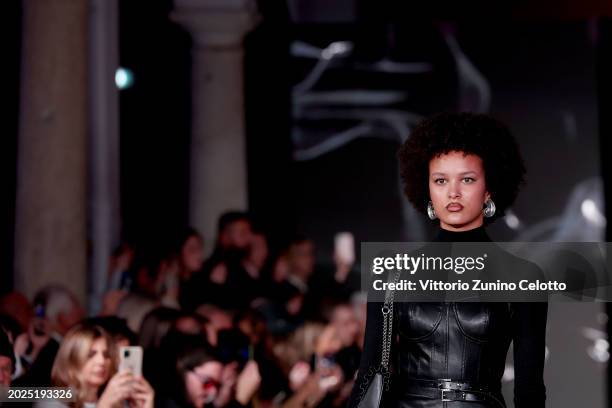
[{"left": 398, "top": 112, "right": 526, "bottom": 224}]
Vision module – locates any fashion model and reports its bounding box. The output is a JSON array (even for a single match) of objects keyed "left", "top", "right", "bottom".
[{"left": 348, "top": 113, "right": 547, "bottom": 408}]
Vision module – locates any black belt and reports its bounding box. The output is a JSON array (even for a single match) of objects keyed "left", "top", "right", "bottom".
[{"left": 401, "top": 378, "right": 504, "bottom": 405}]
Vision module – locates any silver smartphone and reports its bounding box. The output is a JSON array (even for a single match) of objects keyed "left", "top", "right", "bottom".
[{"left": 119, "top": 346, "right": 143, "bottom": 377}]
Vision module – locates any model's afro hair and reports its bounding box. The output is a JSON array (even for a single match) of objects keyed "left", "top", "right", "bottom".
[{"left": 398, "top": 112, "right": 526, "bottom": 224}]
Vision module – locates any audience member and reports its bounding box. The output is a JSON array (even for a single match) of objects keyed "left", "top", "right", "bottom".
[
  {"left": 3, "top": 210, "right": 364, "bottom": 408},
  {"left": 182, "top": 212, "right": 256, "bottom": 310},
  {"left": 13, "top": 285, "right": 84, "bottom": 386},
  {"left": 49, "top": 323, "right": 154, "bottom": 408},
  {"left": 107, "top": 242, "right": 136, "bottom": 291},
  {"left": 158, "top": 333, "right": 260, "bottom": 408},
  {"left": 195, "top": 305, "right": 233, "bottom": 347}
]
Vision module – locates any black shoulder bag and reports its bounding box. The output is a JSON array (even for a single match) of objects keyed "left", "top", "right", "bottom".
[{"left": 357, "top": 269, "right": 401, "bottom": 408}]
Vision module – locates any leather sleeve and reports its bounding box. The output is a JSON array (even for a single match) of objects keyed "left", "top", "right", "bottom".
[
  {"left": 347, "top": 300, "right": 386, "bottom": 408},
  {"left": 511, "top": 302, "right": 548, "bottom": 408}
]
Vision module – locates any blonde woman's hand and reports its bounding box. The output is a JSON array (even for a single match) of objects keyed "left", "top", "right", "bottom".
[
  {"left": 129, "top": 376, "right": 155, "bottom": 408},
  {"left": 98, "top": 370, "right": 135, "bottom": 408}
]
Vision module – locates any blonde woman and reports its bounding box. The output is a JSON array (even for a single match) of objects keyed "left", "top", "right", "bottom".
[{"left": 46, "top": 323, "right": 154, "bottom": 408}]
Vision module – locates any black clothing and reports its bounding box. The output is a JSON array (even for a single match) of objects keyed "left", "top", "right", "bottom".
[
  {"left": 12, "top": 338, "right": 59, "bottom": 387},
  {"left": 348, "top": 226, "right": 547, "bottom": 408},
  {"left": 181, "top": 253, "right": 268, "bottom": 311},
  {"left": 304, "top": 266, "right": 361, "bottom": 320}
]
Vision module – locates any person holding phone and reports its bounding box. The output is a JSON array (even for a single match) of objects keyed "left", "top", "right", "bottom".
[
  {"left": 159, "top": 333, "right": 260, "bottom": 408},
  {"left": 47, "top": 323, "right": 154, "bottom": 408}
]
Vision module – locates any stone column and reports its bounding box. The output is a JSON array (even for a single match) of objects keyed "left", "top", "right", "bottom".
[
  {"left": 15, "top": 0, "right": 88, "bottom": 303},
  {"left": 88, "top": 0, "right": 120, "bottom": 312},
  {"left": 172, "top": 0, "right": 260, "bottom": 246}
]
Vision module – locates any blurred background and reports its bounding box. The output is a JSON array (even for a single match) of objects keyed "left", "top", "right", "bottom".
[{"left": 1, "top": 0, "right": 612, "bottom": 407}]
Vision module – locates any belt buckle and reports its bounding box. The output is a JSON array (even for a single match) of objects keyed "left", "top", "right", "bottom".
[
  {"left": 440, "top": 389, "right": 452, "bottom": 402},
  {"left": 439, "top": 378, "right": 452, "bottom": 402}
]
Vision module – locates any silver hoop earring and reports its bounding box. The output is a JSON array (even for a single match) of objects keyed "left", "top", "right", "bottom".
[
  {"left": 483, "top": 198, "right": 496, "bottom": 218},
  {"left": 427, "top": 201, "right": 437, "bottom": 220}
]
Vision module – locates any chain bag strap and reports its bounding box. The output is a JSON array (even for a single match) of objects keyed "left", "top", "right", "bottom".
[{"left": 357, "top": 269, "right": 401, "bottom": 408}]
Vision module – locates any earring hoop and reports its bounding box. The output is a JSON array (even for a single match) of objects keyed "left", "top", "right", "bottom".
[
  {"left": 427, "top": 201, "right": 437, "bottom": 220},
  {"left": 483, "top": 198, "right": 496, "bottom": 218}
]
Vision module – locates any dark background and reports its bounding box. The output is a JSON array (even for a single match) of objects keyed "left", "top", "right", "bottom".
[{"left": 2, "top": 2, "right": 605, "bottom": 272}]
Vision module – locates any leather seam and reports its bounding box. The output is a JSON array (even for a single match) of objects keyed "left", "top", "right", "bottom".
[
  {"left": 452, "top": 303, "right": 490, "bottom": 343},
  {"left": 461, "top": 334, "right": 466, "bottom": 379},
  {"left": 399, "top": 304, "right": 444, "bottom": 341}
]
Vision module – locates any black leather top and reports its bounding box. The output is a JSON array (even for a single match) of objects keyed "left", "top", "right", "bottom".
[{"left": 348, "top": 226, "right": 547, "bottom": 408}]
